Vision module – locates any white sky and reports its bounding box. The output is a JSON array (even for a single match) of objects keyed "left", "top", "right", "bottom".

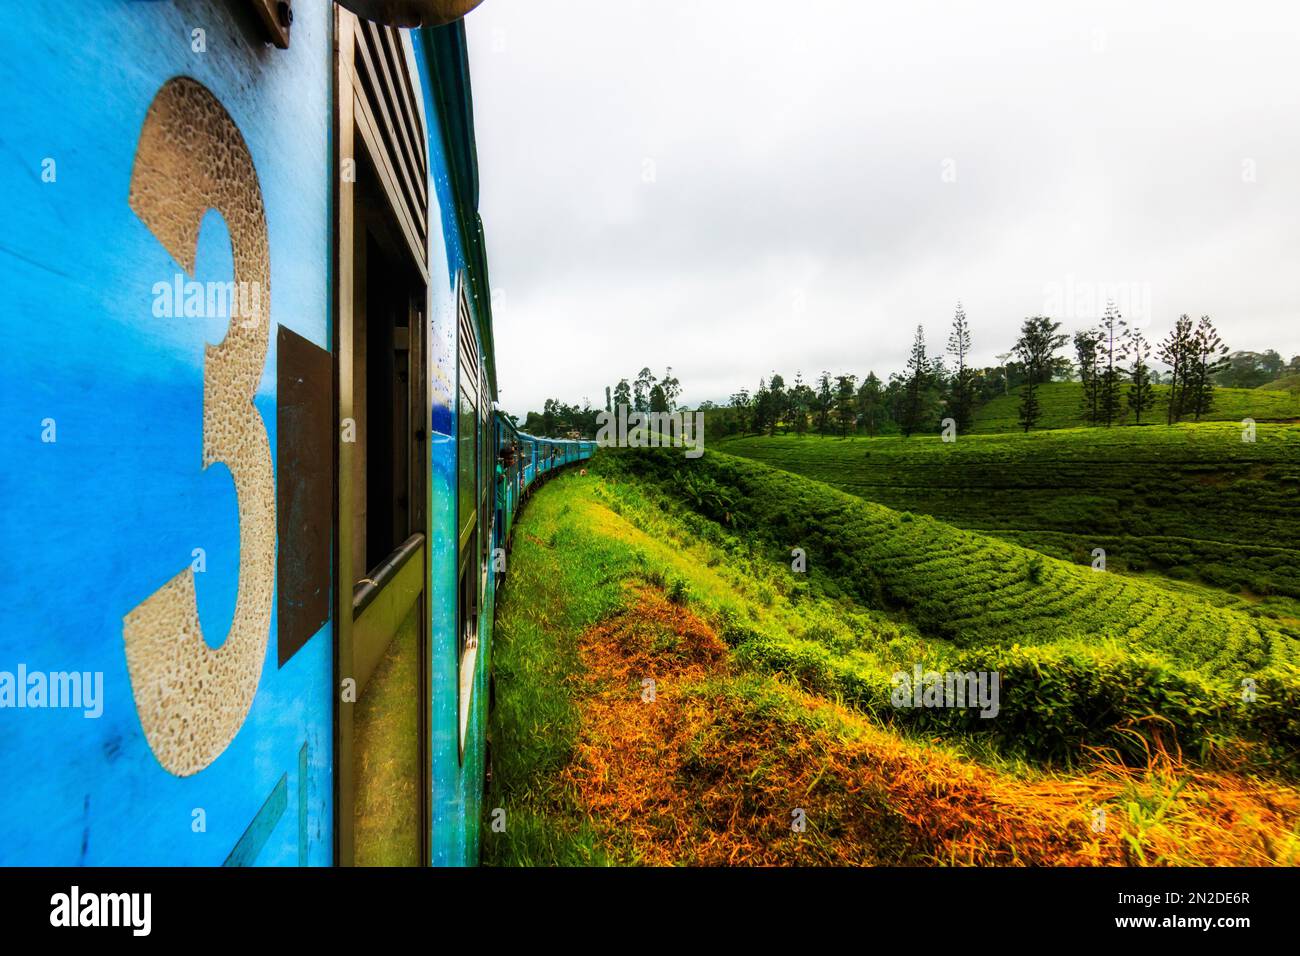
[{"left": 465, "top": 0, "right": 1300, "bottom": 416}]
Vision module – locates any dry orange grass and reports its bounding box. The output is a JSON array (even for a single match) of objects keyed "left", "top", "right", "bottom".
[{"left": 563, "top": 588, "right": 1300, "bottom": 866}]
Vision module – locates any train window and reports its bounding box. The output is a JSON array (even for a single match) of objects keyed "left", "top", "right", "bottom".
[
  {"left": 345, "top": 20, "right": 429, "bottom": 583},
  {"left": 457, "top": 383, "right": 476, "bottom": 550},
  {"left": 456, "top": 274, "right": 479, "bottom": 560},
  {"left": 479, "top": 369, "right": 491, "bottom": 578},
  {"left": 354, "top": 211, "right": 422, "bottom": 574},
  {"left": 455, "top": 273, "right": 480, "bottom": 756}
]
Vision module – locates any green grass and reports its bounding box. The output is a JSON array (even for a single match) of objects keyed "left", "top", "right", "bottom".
[
  {"left": 970, "top": 381, "right": 1300, "bottom": 433},
  {"left": 716, "top": 423, "right": 1300, "bottom": 608},
  {"left": 482, "top": 488, "right": 645, "bottom": 866}
]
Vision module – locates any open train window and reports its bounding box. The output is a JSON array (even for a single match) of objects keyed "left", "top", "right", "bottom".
[
  {"left": 479, "top": 368, "right": 492, "bottom": 586},
  {"left": 351, "top": 161, "right": 423, "bottom": 576},
  {"left": 457, "top": 382, "right": 477, "bottom": 553},
  {"left": 455, "top": 272, "right": 480, "bottom": 756}
]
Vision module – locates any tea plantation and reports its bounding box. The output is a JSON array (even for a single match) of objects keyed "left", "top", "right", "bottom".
[{"left": 717, "top": 423, "right": 1300, "bottom": 603}]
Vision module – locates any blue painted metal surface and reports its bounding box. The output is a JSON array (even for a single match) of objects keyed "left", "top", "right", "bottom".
[
  {"left": 415, "top": 26, "right": 481, "bottom": 866},
  {"left": 0, "top": 0, "right": 334, "bottom": 865}
]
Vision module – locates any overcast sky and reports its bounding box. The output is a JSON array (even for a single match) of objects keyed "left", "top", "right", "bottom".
[{"left": 465, "top": 0, "right": 1300, "bottom": 417}]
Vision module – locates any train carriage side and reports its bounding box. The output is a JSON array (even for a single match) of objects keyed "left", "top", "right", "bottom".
[{"left": 0, "top": 0, "right": 497, "bottom": 867}]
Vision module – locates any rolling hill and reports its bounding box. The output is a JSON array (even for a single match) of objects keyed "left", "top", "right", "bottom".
[
  {"left": 970, "top": 381, "right": 1300, "bottom": 433},
  {"left": 715, "top": 423, "right": 1300, "bottom": 604}
]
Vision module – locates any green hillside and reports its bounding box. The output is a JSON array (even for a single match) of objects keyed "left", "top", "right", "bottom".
[
  {"left": 595, "top": 449, "right": 1300, "bottom": 765},
  {"left": 1260, "top": 373, "right": 1300, "bottom": 392},
  {"left": 970, "top": 381, "right": 1300, "bottom": 433},
  {"left": 715, "top": 424, "right": 1300, "bottom": 604},
  {"left": 486, "top": 465, "right": 1300, "bottom": 865}
]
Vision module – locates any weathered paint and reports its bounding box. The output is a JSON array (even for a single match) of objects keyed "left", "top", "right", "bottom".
[{"left": 0, "top": 0, "right": 334, "bottom": 864}]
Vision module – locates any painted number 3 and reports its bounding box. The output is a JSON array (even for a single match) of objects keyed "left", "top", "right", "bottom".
[{"left": 122, "top": 78, "right": 275, "bottom": 777}]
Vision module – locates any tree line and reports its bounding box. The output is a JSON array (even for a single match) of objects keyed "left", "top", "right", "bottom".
[
  {"left": 519, "top": 366, "right": 685, "bottom": 438},
  {"left": 518, "top": 317, "right": 1297, "bottom": 439},
  {"left": 714, "top": 304, "right": 1295, "bottom": 439},
  {"left": 717, "top": 303, "right": 1009, "bottom": 438}
]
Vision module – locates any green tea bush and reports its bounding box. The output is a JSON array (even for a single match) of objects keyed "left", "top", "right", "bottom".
[{"left": 598, "top": 447, "right": 1300, "bottom": 769}]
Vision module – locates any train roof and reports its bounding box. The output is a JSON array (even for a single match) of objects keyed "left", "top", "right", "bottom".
[
  {"left": 493, "top": 409, "right": 594, "bottom": 447},
  {"left": 514, "top": 431, "right": 592, "bottom": 446}
]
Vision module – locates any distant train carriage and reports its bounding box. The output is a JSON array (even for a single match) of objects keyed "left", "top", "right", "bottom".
[{"left": 0, "top": 0, "right": 590, "bottom": 866}]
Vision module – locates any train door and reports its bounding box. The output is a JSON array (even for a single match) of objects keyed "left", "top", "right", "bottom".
[{"left": 335, "top": 8, "right": 431, "bottom": 866}]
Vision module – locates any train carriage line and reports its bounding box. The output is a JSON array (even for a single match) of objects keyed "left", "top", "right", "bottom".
[{"left": 0, "top": 0, "right": 591, "bottom": 866}]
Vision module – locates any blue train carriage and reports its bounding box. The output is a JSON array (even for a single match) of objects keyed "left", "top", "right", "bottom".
[{"left": 0, "top": 0, "right": 499, "bottom": 866}]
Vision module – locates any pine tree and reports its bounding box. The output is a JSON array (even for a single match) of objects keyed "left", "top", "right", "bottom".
[
  {"left": 789, "top": 372, "right": 810, "bottom": 435},
  {"left": 834, "top": 374, "right": 858, "bottom": 436},
  {"left": 946, "top": 302, "right": 975, "bottom": 434},
  {"left": 901, "top": 326, "right": 930, "bottom": 437},
  {"left": 1157, "top": 315, "right": 1194, "bottom": 424},
  {"left": 1017, "top": 381, "right": 1041, "bottom": 433},
  {"left": 1126, "top": 330, "right": 1154, "bottom": 423},
  {"left": 815, "top": 372, "right": 833, "bottom": 435},
  {"left": 767, "top": 373, "right": 786, "bottom": 436},
  {"left": 753, "top": 377, "right": 770, "bottom": 434},
  {"left": 1188, "top": 315, "right": 1229, "bottom": 420},
  {"left": 1073, "top": 330, "right": 1102, "bottom": 425},
  {"left": 1014, "top": 316, "right": 1068, "bottom": 432},
  {"left": 1097, "top": 301, "right": 1128, "bottom": 426},
  {"left": 857, "top": 372, "right": 883, "bottom": 437}
]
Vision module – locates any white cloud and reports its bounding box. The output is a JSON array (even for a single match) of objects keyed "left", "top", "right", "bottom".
[{"left": 467, "top": 0, "right": 1300, "bottom": 416}]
